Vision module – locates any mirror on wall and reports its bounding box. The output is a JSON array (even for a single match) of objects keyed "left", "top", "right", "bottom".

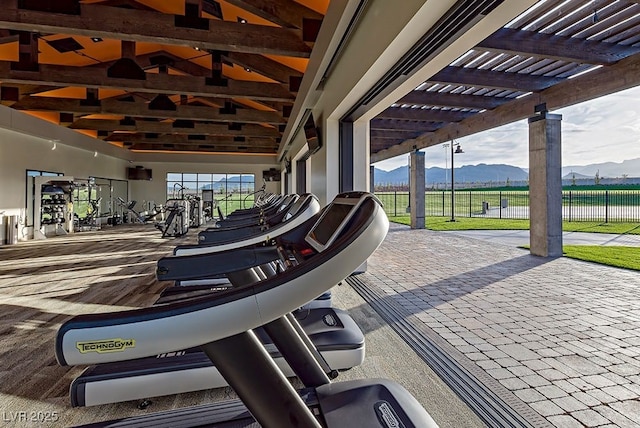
[{"left": 91, "top": 177, "right": 128, "bottom": 220}]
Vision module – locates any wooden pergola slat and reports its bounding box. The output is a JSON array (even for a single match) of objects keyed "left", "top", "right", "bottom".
[
  {"left": 429, "top": 66, "right": 565, "bottom": 93},
  {"left": 478, "top": 28, "right": 640, "bottom": 65},
  {"left": 377, "top": 107, "right": 475, "bottom": 122}
]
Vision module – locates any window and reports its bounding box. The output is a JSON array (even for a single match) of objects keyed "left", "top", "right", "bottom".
[{"left": 166, "top": 173, "right": 256, "bottom": 217}]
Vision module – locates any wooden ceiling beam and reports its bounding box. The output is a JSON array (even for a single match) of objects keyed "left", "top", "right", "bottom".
[
  {"left": 372, "top": 51, "right": 640, "bottom": 162},
  {"left": 478, "top": 28, "right": 640, "bottom": 65},
  {"left": 127, "top": 143, "right": 277, "bottom": 153},
  {"left": 2, "top": 83, "right": 58, "bottom": 96},
  {"left": 112, "top": 133, "right": 276, "bottom": 145},
  {"left": 0, "top": 61, "right": 295, "bottom": 102},
  {"left": 0, "top": 29, "right": 18, "bottom": 44},
  {"left": 225, "top": 52, "right": 303, "bottom": 85},
  {"left": 70, "top": 118, "right": 280, "bottom": 137},
  {"left": 0, "top": 2, "right": 311, "bottom": 57},
  {"left": 377, "top": 107, "right": 474, "bottom": 122},
  {"left": 429, "top": 66, "right": 565, "bottom": 92},
  {"left": 11, "top": 96, "right": 285, "bottom": 124},
  {"left": 100, "top": 52, "right": 295, "bottom": 108},
  {"left": 102, "top": 51, "right": 211, "bottom": 77},
  {"left": 93, "top": 0, "right": 155, "bottom": 10},
  {"left": 223, "top": 0, "right": 323, "bottom": 30},
  {"left": 397, "top": 91, "right": 510, "bottom": 110}
]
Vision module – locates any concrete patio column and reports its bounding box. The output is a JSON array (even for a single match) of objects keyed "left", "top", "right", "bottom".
[
  {"left": 353, "top": 120, "right": 370, "bottom": 192},
  {"left": 409, "top": 151, "right": 425, "bottom": 229},
  {"left": 528, "top": 107, "right": 563, "bottom": 257},
  {"left": 370, "top": 165, "right": 375, "bottom": 193}
]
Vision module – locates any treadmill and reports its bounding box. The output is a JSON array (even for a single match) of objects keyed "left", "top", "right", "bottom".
[
  {"left": 68, "top": 194, "right": 358, "bottom": 407},
  {"left": 162, "top": 193, "right": 331, "bottom": 307},
  {"left": 168, "top": 193, "right": 320, "bottom": 286},
  {"left": 163, "top": 192, "right": 332, "bottom": 308},
  {"left": 68, "top": 305, "right": 364, "bottom": 407},
  {"left": 205, "top": 194, "right": 295, "bottom": 231},
  {"left": 56, "top": 191, "right": 438, "bottom": 427}
]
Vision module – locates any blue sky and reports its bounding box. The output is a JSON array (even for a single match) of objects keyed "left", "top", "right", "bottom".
[{"left": 373, "top": 85, "right": 640, "bottom": 171}]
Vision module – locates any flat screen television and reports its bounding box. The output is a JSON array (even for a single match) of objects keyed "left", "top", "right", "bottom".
[
  {"left": 304, "top": 113, "right": 321, "bottom": 155},
  {"left": 262, "top": 168, "right": 281, "bottom": 182},
  {"left": 127, "top": 167, "right": 153, "bottom": 181}
]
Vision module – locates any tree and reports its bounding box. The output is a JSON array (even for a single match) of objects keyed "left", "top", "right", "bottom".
[{"left": 595, "top": 170, "right": 601, "bottom": 185}]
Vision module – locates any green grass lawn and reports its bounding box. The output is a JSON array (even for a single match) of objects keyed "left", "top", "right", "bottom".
[
  {"left": 389, "top": 215, "right": 640, "bottom": 271},
  {"left": 562, "top": 246, "right": 640, "bottom": 271},
  {"left": 390, "top": 216, "right": 640, "bottom": 235}
]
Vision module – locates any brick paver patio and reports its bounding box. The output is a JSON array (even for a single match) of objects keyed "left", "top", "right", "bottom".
[{"left": 356, "top": 223, "right": 640, "bottom": 427}]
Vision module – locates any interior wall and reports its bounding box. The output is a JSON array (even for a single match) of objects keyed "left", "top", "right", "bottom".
[
  {"left": 309, "top": 144, "right": 328, "bottom": 206},
  {"left": 0, "top": 126, "right": 128, "bottom": 242}
]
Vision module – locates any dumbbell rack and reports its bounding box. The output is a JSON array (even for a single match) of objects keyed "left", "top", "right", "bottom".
[
  {"left": 34, "top": 176, "right": 74, "bottom": 240},
  {"left": 41, "top": 192, "right": 68, "bottom": 227}
]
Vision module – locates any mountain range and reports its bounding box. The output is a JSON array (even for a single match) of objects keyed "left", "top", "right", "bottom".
[{"left": 374, "top": 158, "right": 640, "bottom": 186}]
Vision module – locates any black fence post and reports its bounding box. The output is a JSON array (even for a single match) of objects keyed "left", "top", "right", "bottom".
[
  {"left": 605, "top": 190, "right": 609, "bottom": 223},
  {"left": 394, "top": 191, "right": 397, "bottom": 217}
]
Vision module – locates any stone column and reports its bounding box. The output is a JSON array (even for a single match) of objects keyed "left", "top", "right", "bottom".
[
  {"left": 370, "top": 165, "right": 375, "bottom": 193},
  {"left": 528, "top": 108, "right": 563, "bottom": 257},
  {"left": 409, "top": 151, "right": 425, "bottom": 229}
]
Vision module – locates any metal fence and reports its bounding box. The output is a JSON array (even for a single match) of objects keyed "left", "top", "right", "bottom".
[{"left": 375, "top": 190, "right": 640, "bottom": 222}]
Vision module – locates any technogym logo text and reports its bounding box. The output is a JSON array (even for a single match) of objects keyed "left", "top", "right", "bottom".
[
  {"left": 76, "top": 338, "right": 136, "bottom": 354},
  {"left": 374, "top": 401, "right": 405, "bottom": 428}
]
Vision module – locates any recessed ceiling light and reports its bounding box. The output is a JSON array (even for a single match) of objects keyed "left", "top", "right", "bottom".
[
  {"left": 237, "top": 17, "right": 247, "bottom": 24},
  {"left": 244, "top": 67, "right": 251, "bottom": 72},
  {"left": 91, "top": 37, "right": 103, "bottom": 43}
]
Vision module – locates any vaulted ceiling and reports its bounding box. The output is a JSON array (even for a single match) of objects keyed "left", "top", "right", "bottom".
[
  {"left": 0, "top": 0, "right": 327, "bottom": 155},
  {"left": 1, "top": 1, "right": 640, "bottom": 162}
]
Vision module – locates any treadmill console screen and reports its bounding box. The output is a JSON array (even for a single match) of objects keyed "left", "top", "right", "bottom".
[{"left": 305, "top": 196, "right": 364, "bottom": 252}]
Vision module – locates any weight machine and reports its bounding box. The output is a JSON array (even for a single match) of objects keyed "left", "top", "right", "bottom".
[{"left": 116, "top": 197, "right": 163, "bottom": 224}]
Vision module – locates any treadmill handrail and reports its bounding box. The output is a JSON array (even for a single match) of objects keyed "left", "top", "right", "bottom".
[
  {"left": 157, "top": 246, "right": 280, "bottom": 281},
  {"left": 181, "top": 194, "right": 320, "bottom": 255}
]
